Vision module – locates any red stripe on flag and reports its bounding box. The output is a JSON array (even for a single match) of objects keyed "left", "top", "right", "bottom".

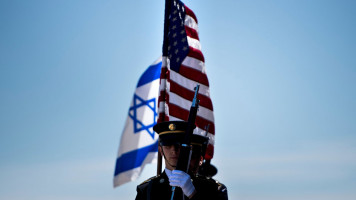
[
  {"left": 158, "top": 90, "right": 169, "bottom": 104},
  {"left": 205, "top": 144, "right": 214, "bottom": 160},
  {"left": 168, "top": 102, "right": 189, "bottom": 121},
  {"left": 158, "top": 113, "right": 169, "bottom": 123},
  {"left": 185, "top": 26, "right": 199, "bottom": 40},
  {"left": 179, "top": 65, "right": 209, "bottom": 87},
  {"left": 169, "top": 104, "right": 215, "bottom": 134},
  {"left": 170, "top": 81, "right": 213, "bottom": 110},
  {"left": 184, "top": 5, "right": 198, "bottom": 24},
  {"left": 196, "top": 116, "right": 215, "bottom": 135},
  {"left": 160, "top": 67, "right": 169, "bottom": 79},
  {"left": 188, "top": 47, "right": 205, "bottom": 62}
]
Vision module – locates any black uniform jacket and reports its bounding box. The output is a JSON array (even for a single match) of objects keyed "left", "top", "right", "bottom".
[{"left": 135, "top": 171, "right": 228, "bottom": 200}]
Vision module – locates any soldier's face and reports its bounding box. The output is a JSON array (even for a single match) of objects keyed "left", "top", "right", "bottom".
[
  {"left": 159, "top": 145, "right": 203, "bottom": 174},
  {"left": 189, "top": 153, "right": 203, "bottom": 175},
  {"left": 159, "top": 144, "right": 180, "bottom": 170}
]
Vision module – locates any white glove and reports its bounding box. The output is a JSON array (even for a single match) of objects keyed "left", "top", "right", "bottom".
[{"left": 168, "top": 170, "right": 196, "bottom": 197}]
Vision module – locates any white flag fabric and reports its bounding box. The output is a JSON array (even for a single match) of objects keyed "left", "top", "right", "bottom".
[{"left": 113, "top": 58, "right": 162, "bottom": 187}]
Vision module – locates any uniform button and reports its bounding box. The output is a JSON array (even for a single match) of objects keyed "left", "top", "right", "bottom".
[{"left": 160, "top": 178, "right": 165, "bottom": 183}]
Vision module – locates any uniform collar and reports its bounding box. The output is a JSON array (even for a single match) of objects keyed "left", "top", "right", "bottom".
[{"left": 164, "top": 168, "right": 172, "bottom": 178}]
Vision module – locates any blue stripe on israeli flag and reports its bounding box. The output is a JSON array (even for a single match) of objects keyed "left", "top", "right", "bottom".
[
  {"left": 137, "top": 62, "right": 161, "bottom": 87},
  {"left": 113, "top": 57, "right": 162, "bottom": 187},
  {"left": 114, "top": 140, "right": 158, "bottom": 176}
]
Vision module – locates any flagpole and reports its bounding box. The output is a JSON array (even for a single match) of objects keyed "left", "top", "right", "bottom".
[
  {"left": 162, "top": 0, "right": 172, "bottom": 56},
  {"left": 157, "top": 151, "right": 162, "bottom": 175},
  {"left": 157, "top": 0, "right": 173, "bottom": 176}
]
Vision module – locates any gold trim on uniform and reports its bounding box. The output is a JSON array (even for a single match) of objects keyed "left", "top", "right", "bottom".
[
  {"left": 138, "top": 175, "right": 160, "bottom": 186},
  {"left": 191, "top": 142, "right": 203, "bottom": 146},
  {"left": 159, "top": 130, "right": 185, "bottom": 135}
]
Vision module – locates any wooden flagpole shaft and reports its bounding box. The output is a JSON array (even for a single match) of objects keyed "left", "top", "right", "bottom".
[
  {"left": 157, "top": 0, "right": 173, "bottom": 176},
  {"left": 157, "top": 151, "right": 162, "bottom": 175}
]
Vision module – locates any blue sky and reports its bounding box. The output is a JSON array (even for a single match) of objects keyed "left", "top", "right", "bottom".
[{"left": 1, "top": 0, "right": 356, "bottom": 199}]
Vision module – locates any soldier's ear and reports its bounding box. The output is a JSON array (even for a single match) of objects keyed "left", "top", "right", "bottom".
[
  {"left": 199, "top": 156, "right": 203, "bottom": 166},
  {"left": 158, "top": 145, "right": 163, "bottom": 156}
]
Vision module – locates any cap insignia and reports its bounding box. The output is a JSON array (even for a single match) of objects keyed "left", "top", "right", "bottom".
[{"left": 168, "top": 123, "right": 176, "bottom": 131}]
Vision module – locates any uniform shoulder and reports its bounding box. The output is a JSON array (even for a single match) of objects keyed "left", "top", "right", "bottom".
[
  {"left": 209, "top": 177, "right": 228, "bottom": 193},
  {"left": 210, "top": 177, "right": 227, "bottom": 187},
  {"left": 212, "top": 178, "right": 225, "bottom": 186},
  {"left": 195, "top": 176, "right": 227, "bottom": 189},
  {"left": 138, "top": 174, "right": 161, "bottom": 186}
]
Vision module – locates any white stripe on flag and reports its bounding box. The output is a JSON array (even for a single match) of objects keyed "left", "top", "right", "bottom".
[
  {"left": 187, "top": 37, "right": 201, "bottom": 50},
  {"left": 182, "top": 57, "right": 206, "bottom": 73},
  {"left": 170, "top": 70, "right": 210, "bottom": 95},
  {"left": 169, "top": 92, "right": 214, "bottom": 122},
  {"left": 185, "top": 15, "right": 198, "bottom": 31}
]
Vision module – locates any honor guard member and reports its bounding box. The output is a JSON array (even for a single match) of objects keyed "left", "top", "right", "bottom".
[
  {"left": 197, "top": 148, "right": 228, "bottom": 199},
  {"left": 135, "top": 121, "right": 228, "bottom": 200}
]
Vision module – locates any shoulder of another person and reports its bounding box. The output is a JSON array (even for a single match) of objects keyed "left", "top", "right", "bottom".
[{"left": 209, "top": 177, "right": 227, "bottom": 187}]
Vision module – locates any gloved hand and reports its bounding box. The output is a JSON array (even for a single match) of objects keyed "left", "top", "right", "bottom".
[{"left": 168, "top": 170, "right": 196, "bottom": 197}]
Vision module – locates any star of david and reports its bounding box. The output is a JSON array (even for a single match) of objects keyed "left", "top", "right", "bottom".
[{"left": 128, "top": 94, "right": 157, "bottom": 139}]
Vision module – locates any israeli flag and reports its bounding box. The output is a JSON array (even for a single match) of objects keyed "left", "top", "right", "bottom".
[{"left": 113, "top": 57, "right": 162, "bottom": 187}]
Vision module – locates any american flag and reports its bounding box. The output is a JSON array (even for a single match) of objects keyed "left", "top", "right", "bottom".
[{"left": 159, "top": 0, "right": 215, "bottom": 160}]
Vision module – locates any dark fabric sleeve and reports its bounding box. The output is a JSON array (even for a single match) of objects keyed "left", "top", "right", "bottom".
[
  {"left": 135, "top": 185, "right": 143, "bottom": 200},
  {"left": 217, "top": 183, "right": 228, "bottom": 200},
  {"left": 135, "top": 182, "right": 149, "bottom": 200},
  {"left": 189, "top": 178, "right": 228, "bottom": 200}
]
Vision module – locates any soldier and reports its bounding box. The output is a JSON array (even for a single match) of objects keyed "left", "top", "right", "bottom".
[
  {"left": 197, "top": 151, "right": 228, "bottom": 199},
  {"left": 135, "top": 121, "right": 228, "bottom": 200}
]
